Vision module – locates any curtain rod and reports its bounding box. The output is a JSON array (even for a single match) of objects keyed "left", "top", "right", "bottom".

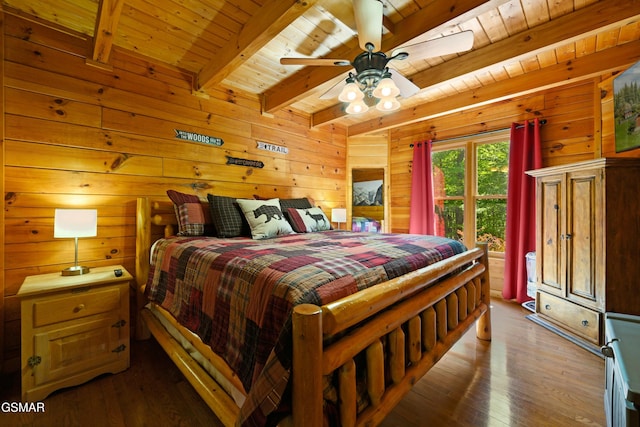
[{"left": 410, "top": 119, "right": 547, "bottom": 147}]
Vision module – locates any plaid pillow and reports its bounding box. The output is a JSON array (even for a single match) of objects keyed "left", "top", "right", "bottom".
[
  {"left": 207, "top": 194, "right": 250, "bottom": 238},
  {"left": 279, "top": 198, "right": 313, "bottom": 211},
  {"left": 286, "top": 207, "right": 331, "bottom": 232},
  {"left": 167, "top": 190, "right": 210, "bottom": 236}
]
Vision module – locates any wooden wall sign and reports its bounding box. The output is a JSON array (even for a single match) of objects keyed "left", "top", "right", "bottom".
[
  {"left": 174, "top": 129, "right": 224, "bottom": 146},
  {"left": 226, "top": 156, "right": 264, "bottom": 168},
  {"left": 257, "top": 141, "right": 288, "bottom": 154}
]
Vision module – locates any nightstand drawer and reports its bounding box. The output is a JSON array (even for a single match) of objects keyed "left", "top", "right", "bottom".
[
  {"left": 32, "top": 286, "right": 123, "bottom": 327},
  {"left": 537, "top": 291, "right": 600, "bottom": 344}
]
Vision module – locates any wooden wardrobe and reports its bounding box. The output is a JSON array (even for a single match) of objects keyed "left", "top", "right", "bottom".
[{"left": 527, "top": 158, "right": 640, "bottom": 352}]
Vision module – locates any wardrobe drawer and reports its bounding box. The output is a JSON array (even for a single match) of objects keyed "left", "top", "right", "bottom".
[{"left": 537, "top": 292, "right": 601, "bottom": 344}]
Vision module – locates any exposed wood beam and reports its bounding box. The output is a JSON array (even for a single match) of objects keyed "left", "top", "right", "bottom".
[
  {"left": 197, "top": 0, "right": 318, "bottom": 92},
  {"left": 88, "top": 0, "right": 124, "bottom": 68},
  {"left": 262, "top": 0, "right": 508, "bottom": 113},
  {"left": 346, "top": 38, "right": 640, "bottom": 136},
  {"left": 312, "top": 0, "right": 640, "bottom": 128}
]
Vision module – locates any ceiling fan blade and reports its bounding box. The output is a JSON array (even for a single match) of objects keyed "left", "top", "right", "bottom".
[
  {"left": 390, "top": 72, "right": 420, "bottom": 99},
  {"left": 391, "top": 30, "right": 474, "bottom": 61},
  {"left": 354, "top": 0, "right": 383, "bottom": 52},
  {"left": 280, "top": 58, "right": 351, "bottom": 66}
]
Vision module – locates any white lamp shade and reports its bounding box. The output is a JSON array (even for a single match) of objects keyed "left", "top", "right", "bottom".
[
  {"left": 54, "top": 209, "right": 98, "bottom": 238},
  {"left": 338, "top": 82, "right": 364, "bottom": 102},
  {"left": 376, "top": 96, "right": 401, "bottom": 112},
  {"left": 345, "top": 100, "right": 369, "bottom": 114},
  {"left": 372, "top": 77, "right": 400, "bottom": 98},
  {"left": 331, "top": 208, "right": 347, "bottom": 223}
]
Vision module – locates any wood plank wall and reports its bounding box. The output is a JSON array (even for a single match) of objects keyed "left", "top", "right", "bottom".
[
  {"left": 387, "top": 77, "right": 640, "bottom": 296},
  {"left": 1, "top": 12, "right": 347, "bottom": 370}
]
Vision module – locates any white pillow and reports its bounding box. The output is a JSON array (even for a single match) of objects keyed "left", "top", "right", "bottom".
[
  {"left": 235, "top": 198, "right": 294, "bottom": 239},
  {"left": 288, "top": 207, "right": 331, "bottom": 232}
]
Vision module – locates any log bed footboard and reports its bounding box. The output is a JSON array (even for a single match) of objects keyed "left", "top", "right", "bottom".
[
  {"left": 135, "top": 197, "right": 491, "bottom": 427},
  {"left": 292, "top": 244, "right": 490, "bottom": 427}
]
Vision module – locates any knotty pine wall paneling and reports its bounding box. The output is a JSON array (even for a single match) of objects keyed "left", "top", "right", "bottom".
[
  {"left": 1, "top": 13, "right": 347, "bottom": 371},
  {"left": 388, "top": 77, "right": 640, "bottom": 295}
]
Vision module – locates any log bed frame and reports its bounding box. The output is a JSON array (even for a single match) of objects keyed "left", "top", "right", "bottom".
[{"left": 135, "top": 197, "right": 492, "bottom": 427}]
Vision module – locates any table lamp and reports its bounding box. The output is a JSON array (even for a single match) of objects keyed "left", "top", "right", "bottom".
[
  {"left": 331, "top": 208, "right": 347, "bottom": 230},
  {"left": 54, "top": 209, "right": 97, "bottom": 276}
]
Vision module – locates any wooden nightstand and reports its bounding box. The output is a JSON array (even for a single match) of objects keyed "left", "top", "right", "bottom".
[{"left": 18, "top": 265, "right": 132, "bottom": 401}]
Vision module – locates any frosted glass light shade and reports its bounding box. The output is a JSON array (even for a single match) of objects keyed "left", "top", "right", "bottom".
[
  {"left": 338, "top": 82, "right": 364, "bottom": 102},
  {"left": 345, "top": 100, "right": 369, "bottom": 114},
  {"left": 372, "top": 77, "right": 400, "bottom": 98},
  {"left": 54, "top": 209, "right": 97, "bottom": 238},
  {"left": 376, "top": 96, "right": 401, "bottom": 112}
]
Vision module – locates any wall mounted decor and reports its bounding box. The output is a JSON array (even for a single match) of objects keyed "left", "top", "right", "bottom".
[
  {"left": 226, "top": 156, "right": 264, "bottom": 168},
  {"left": 174, "top": 129, "right": 224, "bottom": 146},
  {"left": 257, "top": 141, "right": 288, "bottom": 154},
  {"left": 613, "top": 61, "right": 640, "bottom": 152}
]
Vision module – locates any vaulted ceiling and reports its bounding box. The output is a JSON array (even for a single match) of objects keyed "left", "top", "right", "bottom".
[{"left": 5, "top": 0, "right": 640, "bottom": 135}]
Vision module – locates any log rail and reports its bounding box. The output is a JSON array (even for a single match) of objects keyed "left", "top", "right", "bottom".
[{"left": 292, "top": 244, "right": 491, "bottom": 427}]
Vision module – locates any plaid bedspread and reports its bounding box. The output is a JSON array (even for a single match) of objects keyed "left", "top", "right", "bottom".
[{"left": 144, "top": 231, "right": 466, "bottom": 426}]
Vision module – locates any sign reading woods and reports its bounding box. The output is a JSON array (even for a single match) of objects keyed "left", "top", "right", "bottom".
[
  {"left": 257, "top": 141, "right": 288, "bottom": 154},
  {"left": 226, "top": 156, "right": 264, "bottom": 168},
  {"left": 174, "top": 129, "right": 224, "bottom": 146}
]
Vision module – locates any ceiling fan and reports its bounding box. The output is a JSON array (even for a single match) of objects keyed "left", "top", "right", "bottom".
[{"left": 279, "top": 0, "right": 474, "bottom": 113}]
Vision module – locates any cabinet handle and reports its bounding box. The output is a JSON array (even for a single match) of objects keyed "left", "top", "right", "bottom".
[
  {"left": 73, "top": 304, "right": 86, "bottom": 313},
  {"left": 545, "top": 304, "right": 551, "bottom": 310},
  {"left": 565, "top": 233, "right": 572, "bottom": 240},
  {"left": 581, "top": 319, "right": 589, "bottom": 327},
  {"left": 600, "top": 339, "right": 618, "bottom": 358}
]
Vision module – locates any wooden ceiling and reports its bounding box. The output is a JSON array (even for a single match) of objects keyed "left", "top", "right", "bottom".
[{"left": 4, "top": 0, "right": 640, "bottom": 135}]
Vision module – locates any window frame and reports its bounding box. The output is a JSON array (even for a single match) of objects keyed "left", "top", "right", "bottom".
[{"left": 431, "top": 131, "right": 509, "bottom": 255}]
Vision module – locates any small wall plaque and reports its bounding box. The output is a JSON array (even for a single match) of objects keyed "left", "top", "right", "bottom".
[
  {"left": 175, "top": 129, "right": 224, "bottom": 146},
  {"left": 257, "top": 141, "right": 288, "bottom": 154},
  {"left": 226, "top": 156, "right": 264, "bottom": 168}
]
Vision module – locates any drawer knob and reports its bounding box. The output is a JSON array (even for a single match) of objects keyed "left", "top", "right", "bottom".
[
  {"left": 73, "top": 304, "right": 86, "bottom": 313},
  {"left": 545, "top": 304, "right": 551, "bottom": 310},
  {"left": 581, "top": 319, "right": 589, "bottom": 327}
]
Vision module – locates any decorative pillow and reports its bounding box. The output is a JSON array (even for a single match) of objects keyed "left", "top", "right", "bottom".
[
  {"left": 286, "top": 207, "right": 331, "bottom": 232},
  {"left": 207, "top": 194, "right": 250, "bottom": 238},
  {"left": 236, "top": 198, "right": 294, "bottom": 239},
  {"left": 167, "top": 190, "right": 210, "bottom": 236},
  {"left": 279, "top": 197, "right": 313, "bottom": 211}
]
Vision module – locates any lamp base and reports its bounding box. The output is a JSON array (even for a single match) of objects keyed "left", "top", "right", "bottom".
[{"left": 61, "top": 265, "right": 91, "bottom": 276}]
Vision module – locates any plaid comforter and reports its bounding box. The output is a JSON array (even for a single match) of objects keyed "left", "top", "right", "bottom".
[{"left": 144, "top": 231, "right": 466, "bottom": 426}]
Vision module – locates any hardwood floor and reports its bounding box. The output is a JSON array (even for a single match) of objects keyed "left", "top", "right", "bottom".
[{"left": 0, "top": 298, "right": 605, "bottom": 427}]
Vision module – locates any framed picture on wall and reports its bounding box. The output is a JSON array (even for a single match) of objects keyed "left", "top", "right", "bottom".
[
  {"left": 614, "top": 61, "right": 640, "bottom": 152},
  {"left": 353, "top": 180, "right": 383, "bottom": 206}
]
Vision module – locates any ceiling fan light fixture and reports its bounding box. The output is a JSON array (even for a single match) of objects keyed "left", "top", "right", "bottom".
[
  {"left": 346, "top": 99, "right": 369, "bottom": 114},
  {"left": 338, "top": 81, "right": 364, "bottom": 102},
  {"left": 376, "top": 96, "right": 400, "bottom": 112},
  {"left": 372, "top": 77, "right": 400, "bottom": 98}
]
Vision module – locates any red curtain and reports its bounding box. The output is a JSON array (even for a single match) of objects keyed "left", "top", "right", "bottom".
[
  {"left": 502, "top": 119, "right": 542, "bottom": 303},
  {"left": 409, "top": 140, "right": 436, "bottom": 235}
]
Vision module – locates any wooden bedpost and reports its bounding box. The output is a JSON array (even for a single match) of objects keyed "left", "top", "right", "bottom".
[
  {"left": 475, "top": 242, "right": 492, "bottom": 341},
  {"left": 292, "top": 304, "right": 323, "bottom": 427},
  {"left": 135, "top": 197, "right": 151, "bottom": 340}
]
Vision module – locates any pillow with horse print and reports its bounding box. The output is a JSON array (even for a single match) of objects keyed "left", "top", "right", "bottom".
[
  {"left": 286, "top": 207, "right": 332, "bottom": 233},
  {"left": 235, "top": 198, "right": 294, "bottom": 239}
]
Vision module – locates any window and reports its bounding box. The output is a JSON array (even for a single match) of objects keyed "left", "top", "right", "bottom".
[{"left": 431, "top": 133, "right": 509, "bottom": 252}]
